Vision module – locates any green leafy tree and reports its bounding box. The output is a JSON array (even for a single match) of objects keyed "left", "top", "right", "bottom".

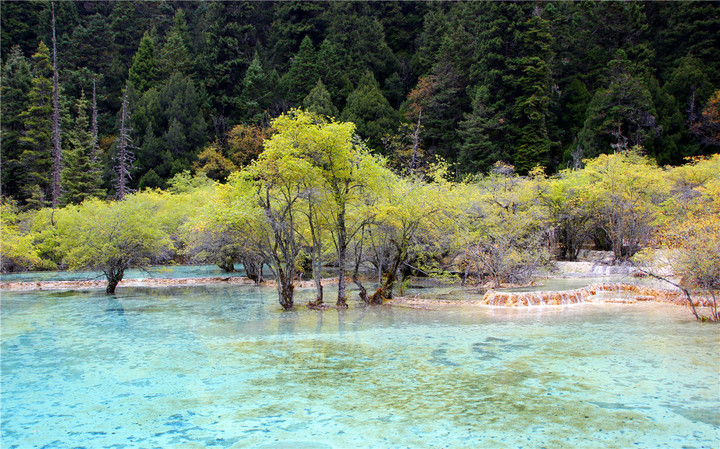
[
  {"left": 57, "top": 191, "right": 176, "bottom": 293},
  {"left": 0, "top": 200, "right": 45, "bottom": 272},
  {"left": 579, "top": 150, "right": 668, "bottom": 261},
  {"left": 457, "top": 165, "right": 551, "bottom": 287}
]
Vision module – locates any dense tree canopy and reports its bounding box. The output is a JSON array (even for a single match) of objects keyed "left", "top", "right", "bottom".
[{"left": 2, "top": 1, "right": 718, "bottom": 207}]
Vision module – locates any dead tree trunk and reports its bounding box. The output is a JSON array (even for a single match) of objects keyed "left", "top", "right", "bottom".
[
  {"left": 115, "top": 89, "right": 135, "bottom": 200},
  {"left": 90, "top": 78, "right": 99, "bottom": 164},
  {"left": 50, "top": 1, "right": 62, "bottom": 207}
]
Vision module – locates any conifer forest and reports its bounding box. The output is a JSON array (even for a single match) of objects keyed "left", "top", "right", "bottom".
[{"left": 2, "top": 1, "right": 719, "bottom": 202}]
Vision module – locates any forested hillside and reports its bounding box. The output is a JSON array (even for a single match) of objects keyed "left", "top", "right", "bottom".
[{"left": 2, "top": 1, "right": 719, "bottom": 207}]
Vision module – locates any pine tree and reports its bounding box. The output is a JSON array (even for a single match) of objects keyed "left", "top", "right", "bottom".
[
  {"left": 128, "top": 31, "right": 157, "bottom": 93},
  {"left": 61, "top": 90, "right": 104, "bottom": 205},
  {"left": 156, "top": 10, "right": 192, "bottom": 79},
  {"left": 132, "top": 74, "right": 207, "bottom": 187},
  {"left": 303, "top": 79, "right": 339, "bottom": 118},
  {"left": 1, "top": 46, "right": 32, "bottom": 198},
  {"left": 577, "top": 50, "right": 659, "bottom": 158},
  {"left": 421, "top": 57, "right": 468, "bottom": 163},
  {"left": 195, "top": 2, "right": 266, "bottom": 123},
  {"left": 458, "top": 86, "right": 503, "bottom": 174},
  {"left": 317, "top": 38, "right": 353, "bottom": 109},
  {"left": 340, "top": 71, "right": 400, "bottom": 152},
  {"left": 281, "top": 35, "right": 319, "bottom": 105},
  {"left": 18, "top": 42, "right": 54, "bottom": 208},
  {"left": 512, "top": 7, "right": 553, "bottom": 174},
  {"left": 266, "top": 1, "right": 324, "bottom": 71},
  {"left": 241, "top": 51, "right": 270, "bottom": 124}
]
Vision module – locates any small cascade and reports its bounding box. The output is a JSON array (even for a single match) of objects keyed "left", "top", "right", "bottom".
[{"left": 480, "top": 283, "right": 713, "bottom": 307}]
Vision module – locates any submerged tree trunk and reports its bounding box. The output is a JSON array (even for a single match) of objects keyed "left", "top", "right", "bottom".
[
  {"left": 306, "top": 201, "right": 324, "bottom": 307},
  {"left": 276, "top": 267, "right": 295, "bottom": 310},
  {"left": 336, "top": 231, "right": 348, "bottom": 307},
  {"left": 217, "top": 261, "right": 235, "bottom": 272},
  {"left": 105, "top": 268, "right": 124, "bottom": 294},
  {"left": 382, "top": 239, "right": 407, "bottom": 299},
  {"left": 336, "top": 198, "right": 348, "bottom": 308},
  {"left": 242, "top": 257, "right": 264, "bottom": 284}
]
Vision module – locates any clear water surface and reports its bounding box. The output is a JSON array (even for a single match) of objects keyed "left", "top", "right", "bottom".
[
  {"left": 1, "top": 285, "right": 718, "bottom": 448},
  {"left": 0, "top": 264, "right": 248, "bottom": 283}
]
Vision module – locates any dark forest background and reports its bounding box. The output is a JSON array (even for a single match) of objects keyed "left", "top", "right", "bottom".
[{"left": 2, "top": 1, "right": 719, "bottom": 207}]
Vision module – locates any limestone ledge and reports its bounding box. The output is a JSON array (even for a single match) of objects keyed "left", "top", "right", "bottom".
[
  {"left": 392, "top": 283, "right": 715, "bottom": 308},
  {"left": 0, "top": 276, "right": 256, "bottom": 291}
]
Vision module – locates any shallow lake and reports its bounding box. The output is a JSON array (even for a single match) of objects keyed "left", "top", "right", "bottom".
[
  {"left": 0, "top": 264, "right": 248, "bottom": 283},
  {"left": 1, "top": 285, "right": 718, "bottom": 448}
]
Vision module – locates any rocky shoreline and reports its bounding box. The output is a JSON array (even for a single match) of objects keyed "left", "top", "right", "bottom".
[
  {"left": 0, "top": 275, "right": 342, "bottom": 292},
  {"left": 2, "top": 274, "right": 713, "bottom": 312}
]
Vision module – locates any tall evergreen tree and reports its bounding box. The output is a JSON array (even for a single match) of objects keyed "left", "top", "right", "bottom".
[
  {"left": 303, "top": 79, "right": 339, "bottom": 118},
  {"left": 458, "top": 86, "right": 503, "bottom": 174},
  {"left": 132, "top": 73, "right": 206, "bottom": 188},
  {"left": 61, "top": 90, "right": 104, "bottom": 205},
  {"left": 156, "top": 10, "right": 193, "bottom": 79},
  {"left": 18, "top": 42, "right": 54, "bottom": 208},
  {"left": 1, "top": 46, "right": 32, "bottom": 198},
  {"left": 421, "top": 57, "right": 468, "bottom": 163},
  {"left": 316, "top": 37, "right": 353, "bottom": 109},
  {"left": 512, "top": 7, "right": 553, "bottom": 174},
  {"left": 266, "top": 1, "right": 325, "bottom": 72},
  {"left": 578, "top": 51, "right": 659, "bottom": 159},
  {"left": 195, "top": 2, "right": 266, "bottom": 125},
  {"left": 280, "top": 35, "right": 319, "bottom": 105},
  {"left": 240, "top": 51, "right": 270, "bottom": 124},
  {"left": 50, "top": 1, "right": 63, "bottom": 207},
  {"left": 128, "top": 31, "right": 157, "bottom": 93},
  {"left": 341, "top": 71, "right": 399, "bottom": 152},
  {"left": 323, "top": 3, "right": 398, "bottom": 85}
]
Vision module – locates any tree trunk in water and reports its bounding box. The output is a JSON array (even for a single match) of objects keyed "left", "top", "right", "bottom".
[
  {"left": 105, "top": 269, "right": 124, "bottom": 294},
  {"left": 336, "top": 205, "right": 348, "bottom": 308},
  {"left": 217, "top": 261, "right": 235, "bottom": 272},
  {"left": 382, "top": 242, "right": 406, "bottom": 299},
  {"left": 276, "top": 268, "right": 295, "bottom": 310},
  {"left": 353, "top": 275, "right": 368, "bottom": 304}
]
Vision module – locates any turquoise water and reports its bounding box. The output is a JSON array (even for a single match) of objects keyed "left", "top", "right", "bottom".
[
  {"left": 1, "top": 285, "right": 718, "bottom": 448},
  {"left": 0, "top": 264, "right": 247, "bottom": 283}
]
